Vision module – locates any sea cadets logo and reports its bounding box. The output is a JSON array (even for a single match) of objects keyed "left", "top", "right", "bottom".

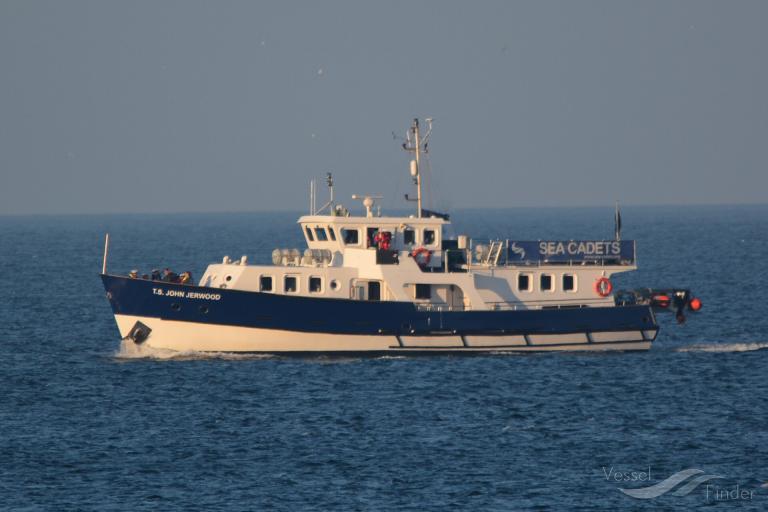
[{"left": 538, "top": 241, "right": 622, "bottom": 258}]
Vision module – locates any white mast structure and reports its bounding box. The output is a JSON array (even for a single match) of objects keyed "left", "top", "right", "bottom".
[{"left": 403, "top": 118, "right": 433, "bottom": 218}]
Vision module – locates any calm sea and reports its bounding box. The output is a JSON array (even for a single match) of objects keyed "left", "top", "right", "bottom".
[{"left": 1, "top": 205, "right": 767, "bottom": 511}]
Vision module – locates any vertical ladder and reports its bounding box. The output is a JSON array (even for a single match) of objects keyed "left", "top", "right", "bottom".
[{"left": 486, "top": 240, "right": 503, "bottom": 266}]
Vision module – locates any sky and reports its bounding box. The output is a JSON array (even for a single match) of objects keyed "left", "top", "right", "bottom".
[{"left": 0, "top": 1, "right": 766, "bottom": 215}]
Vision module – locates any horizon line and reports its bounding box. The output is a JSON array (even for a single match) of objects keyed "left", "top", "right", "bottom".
[{"left": 1, "top": 201, "right": 767, "bottom": 218}]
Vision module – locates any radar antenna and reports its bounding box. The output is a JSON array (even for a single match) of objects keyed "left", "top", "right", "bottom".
[{"left": 314, "top": 172, "right": 335, "bottom": 214}]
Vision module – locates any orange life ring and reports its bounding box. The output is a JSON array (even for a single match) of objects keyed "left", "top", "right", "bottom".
[
  {"left": 411, "top": 247, "right": 432, "bottom": 266},
  {"left": 595, "top": 277, "right": 613, "bottom": 297}
]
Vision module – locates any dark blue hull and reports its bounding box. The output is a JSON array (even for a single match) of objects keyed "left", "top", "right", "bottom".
[{"left": 101, "top": 275, "right": 658, "bottom": 339}]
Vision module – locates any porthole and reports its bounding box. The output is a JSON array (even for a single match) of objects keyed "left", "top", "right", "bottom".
[
  {"left": 225, "top": 275, "right": 232, "bottom": 282},
  {"left": 199, "top": 305, "right": 209, "bottom": 314},
  {"left": 330, "top": 279, "right": 340, "bottom": 291},
  {"left": 171, "top": 303, "right": 180, "bottom": 311}
]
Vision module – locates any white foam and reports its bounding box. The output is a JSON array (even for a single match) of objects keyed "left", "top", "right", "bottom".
[
  {"left": 676, "top": 342, "right": 768, "bottom": 353},
  {"left": 114, "top": 339, "right": 275, "bottom": 361}
]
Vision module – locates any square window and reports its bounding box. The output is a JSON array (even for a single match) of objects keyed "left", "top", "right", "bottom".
[
  {"left": 404, "top": 229, "right": 415, "bottom": 245},
  {"left": 284, "top": 275, "right": 297, "bottom": 293},
  {"left": 260, "top": 275, "right": 273, "bottom": 292},
  {"left": 309, "top": 276, "right": 322, "bottom": 293},
  {"left": 540, "top": 274, "right": 553, "bottom": 291},
  {"left": 563, "top": 274, "right": 576, "bottom": 291},
  {"left": 314, "top": 227, "right": 328, "bottom": 241},
  {"left": 341, "top": 228, "right": 359, "bottom": 245},
  {"left": 518, "top": 274, "right": 531, "bottom": 292},
  {"left": 415, "top": 283, "right": 431, "bottom": 300},
  {"left": 424, "top": 229, "right": 436, "bottom": 245}
]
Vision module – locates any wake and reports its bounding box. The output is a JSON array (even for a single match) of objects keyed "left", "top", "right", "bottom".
[{"left": 675, "top": 342, "right": 768, "bottom": 353}]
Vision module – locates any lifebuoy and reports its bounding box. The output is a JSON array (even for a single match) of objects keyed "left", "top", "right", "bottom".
[
  {"left": 411, "top": 247, "right": 432, "bottom": 266},
  {"left": 594, "top": 277, "right": 612, "bottom": 297}
]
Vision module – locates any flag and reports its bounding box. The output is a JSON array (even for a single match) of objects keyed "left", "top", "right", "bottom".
[{"left": 614, "top": 202, "right": 622, "bottom": 241}]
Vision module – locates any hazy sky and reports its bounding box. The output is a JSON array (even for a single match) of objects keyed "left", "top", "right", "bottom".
[{"left": 0, "top": 1, "right": 766, "bottom": 215}]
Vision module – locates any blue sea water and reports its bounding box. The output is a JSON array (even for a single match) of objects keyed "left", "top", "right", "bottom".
[{"left": 1, "top": 205, "right": 767, "bottom": 511}]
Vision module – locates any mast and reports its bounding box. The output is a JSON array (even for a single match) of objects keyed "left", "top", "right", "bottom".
[
  {"left": 403, "top": 118, "right": 432, "bottom": 218},
  {"left": 413, "top": 119, "right": 422, "bottom": 218}
]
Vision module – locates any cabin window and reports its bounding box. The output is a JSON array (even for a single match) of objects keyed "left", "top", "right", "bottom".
[
  {"left": 404, "top": 229, "right": 415, "bottom": 245},
  {"left": 563, "top": 274, "right": 576, "bottom": 292},
  {"left": 309, "top": 276, "right": 322, "bottom": 293},
  {"left": 518, "top": 273, "right": 532, "bottom": 292},
  {"left": 305, "top": 227, "right": 314, "bottom": 242},
  {"left": 415, "top": 284, "right": 431, "bottom": 300},
  {"left": 423, "top": 229, "right": 436, "bottom": 245},
  {"left": 330, "top": 279, "right": 340, "bottom": 291},
  {"left": 328, "top": 227, "right": 336, "bottom": 241},
  {"left": 260, "top": 275, "right": 273, "bottom": 292},
  {"left": 314, "top": 227, "right": 328, "bottom": 241},
  {"left": 341, "top": 228, "right": 359, "bottom": 245},
  {"left": 366, "top": 227, "right": 379, "bottom": 248},
  {"left": 284, "top": 275, "right": 298, "bottom": 293},
  {"left": 540, "top": 274, "right": 553, "bottom": 292}
]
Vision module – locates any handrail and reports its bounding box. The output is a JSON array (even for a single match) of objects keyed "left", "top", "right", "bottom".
[{"left": 415, "top": 296, "right": 612, "bottom": 312}]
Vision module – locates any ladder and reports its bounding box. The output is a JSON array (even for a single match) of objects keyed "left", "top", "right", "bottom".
[{"left": 486, "top": 240, "right": 504, "bottom": 266}]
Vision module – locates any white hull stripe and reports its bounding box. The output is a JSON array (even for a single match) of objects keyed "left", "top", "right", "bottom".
[{"left": 114, "top": 315, "right": 655, "bottom": 353}]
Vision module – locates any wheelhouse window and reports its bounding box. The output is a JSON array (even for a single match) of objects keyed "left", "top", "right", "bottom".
[
  {"left": 305, "top": 227, "right": 314, "bottom": 242},
  {"left": 328, "top": 227, "right": 336, "bottom": 241},
  {"left": 415, "top": 284, "right": 431, "bottom": 300},
  {"left": 314, "top": 227, "right": 328, "bottom": 241},
  {"left": 309, "top": 276, "right": 322, "bottom": 293},
  {"left": 284, "top": 275, "right": 298, "bottom": 293},
  {"left": 366, "top": 227, "right": 379, "bottom": 248},
  {"left": 341, "top": 228, "right": 359, "bottom": 245},
  {"left": 423, "top": 229, "right": 436, "bottom": 245},
  {"left": 540, "top": 274, "right": 553, "bottom": 292},
  {"left": 518, "top": 273, "right": 532, "bottom": 292},
  {"left": 404, "top": 228, "right": 416, "bottom": 245},
  {"left": 563, "top": 274, "right": 576, "bottom": 292},
  {"left": 260, "top": 275, "right": 273, "bottom": 292}
]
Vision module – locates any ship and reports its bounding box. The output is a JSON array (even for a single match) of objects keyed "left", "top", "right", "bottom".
[{"left": 101, "top": 118, "right": 682, "bottom": 354}]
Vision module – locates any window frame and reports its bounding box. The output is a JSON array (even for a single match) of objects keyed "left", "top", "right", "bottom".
[
  {"left": 562, "top": 273, "right": 577, "bottom": 292},
  {"left": 284, "top": 274, "right": 299, "bottom": 294},
  {"left": 540, "top": 273, "right": 554, "bottom": 293},
  {"left": 259, "top": 275, "right": 273, "bottom": 292},
  {"left": 403, "top": 228, "right": 416, "bottom": 245},
  {"left": 423, "top": 229, "right": 436, "bottom": 246},
  {"left": 415, "top": 283, "right": 432, "bottom": 300},
  {"left": 314, "top": 227, "right": 328, "bottom": 242},
  {"left": 518, "top": 273, "right": 533, "bottom": 292},
  {"left": 309, "top": 276, "right": 323, "bottom": 293},
  {"left": 340, "top": 228, "right": 360, "bottom": 246}
]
